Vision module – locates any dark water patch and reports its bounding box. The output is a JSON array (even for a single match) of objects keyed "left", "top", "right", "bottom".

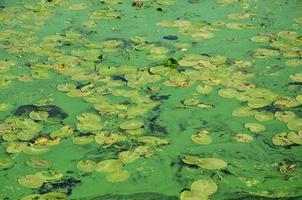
[
  {"left": 150, "top": 94, "right": 170, "bottom": 101},
  {"left": 82, "top": 193, "right": 178, "bottom": 200},
  {"left": 111, "top": 75, "right": 128, "bottom": 82},
  {"left": 14, "top": 104, "right": 68, "bottom": 120},
  {"left": 38, "top": 177, "right": 81, "bottom": 196},
  {"left": 188, "top": 0, "right": 200, "bottom": 3},
  {"left": 147, "top": 106, "right": 168, "bottom": 135},
  {"left": 163, "top": 36, "right": 178, "bottom": 41}
]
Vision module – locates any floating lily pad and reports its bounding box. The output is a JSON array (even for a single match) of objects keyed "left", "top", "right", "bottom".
[
  {"left": 274, "top": 111, "right": 296, "bottom": 122},
  {"left": 77, "top": 160, "right": 97, "bottom": 172},
  {"left": 287, "top": 118, "right": 302, "bottom": 131},
  {"left": 196, "top": 85, "right": 213, "bottom": 95},
  {"left": 191, "top": 130, "right": 212, "bottom": 145},
  {"left": 137, "top": 136, "right": 169, "bottom": 146},
  {"left": 255, "top": 111, "right": 274, "bottom": 122},
  {"left": 18, "top": 172, "right": 47, "bottom": 189},
  {"left": 95, "top": 159, "right": 123, "bottom": 173},
  {"left": 287, "top": 131, "right": 302, "bottom": 145},
  {"left": 233, "top": 133, "right": 253, "bottom": 143},
  {"left": 245, "top": 123, "right": 266, "bottom": 133},
  {"left": 72, "top": 135, "right": 94, "bottom": 145},
  {"left": 76, "top": 113, "right": 103, "bottom": 132},
  {"left": 0, "top": 157, "right": 14, "bottom": 170},
  {"left": 0, "top": 103, "right": 12, "bottom": 112},
  {"left": 95, "top": 132, "right": 120, "bottom": 146},
  {"left": 232, "top": 107, "right": 256, "bottom": 117},
  {"left": 218, "top": 88, "right": 239, "bottom": 98},
  {"left": 118, "top": 151, "right": 140, "bottom": 164},
  {"left": 68, "top": 3, "right": 87, "bottom": 10},
  {"left": 50, "top": 125, "right": 74, "bottom": 138},
  {"left": 191, "top": 179, "right": 218, "bottom": 196},
  {"left": 119, "top": 119, "right": 144, "bottom": 130},
  {"left": 26, "top": 158, "right": 50, "bottom": 169},
  {"left": 29, "top": 110, "right": 49, "bottom": 121},
  {"left": 106, "top": 169, "right": 130, "bottom": 183},
  {"left": 272, "top": 132, "right": 294, "bottom": 146},
  {"left": 183, "top": 156, "right": 227, "bottom": 170}
]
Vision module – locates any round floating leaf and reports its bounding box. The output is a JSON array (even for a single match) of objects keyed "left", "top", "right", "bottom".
[
  {"left": 255, "top": 112, "right": 274, "bottom": 122},
  {"left": 191, "top": 179, "right": 218, "bottom": 196},
  {"left": 232, "top": 107, "right": 256, "bottom": 117},
  {"left": 0, "top": 157, "right": 14, "bottom": 170},
  {"left": 119, "top": 119, "right": 144, "bottom": 130},
  {"left": 272, "top": 132, "right": 294, "bottom": 146},
  {"left": 76, "top": 113, "right": 103, "bottom": 132},
  {"left": 41, "top": 192, "right": 67, "bottom": 199},
  {"left": 0, "top": 103, "right": 12, "bottom": 112},
  {"left": 251, "top": 48, "right": 280, "bottom": 58},
  {"left": 287, "top": 131, "right": 302, "bottom": 145},
  {"left": 289, "top": 73, "right": 302, "bottom": 83},
  {"left": 50, "top": 125, "right": 74, "bottom": 138},
  {"left": 218, "top": 88, "right": 239, "bottom": 98},
  {"left": 137, "top": 136, "right": 169, "bottom": 146},
  {"left": 274, "top": 111, "right": 296, "bottom": 123},
  {"left": 180, "top": 190, "right": 203, "bottom": 200},
  {"left": 191, "top": 131, "right": 212, "bottom": 145},
  {"left": 6, "top": 142, "right": 28, "bottom": 154},
  {"left": 29, "top": 111, "right": 49, "bottom": 121},
  {"left": 250, "top": 34, "right": 270, "bottom": 43},
  {"left": 245, "top": 123, "right": 266, "bottom": 133},
  {"left": 95, "top": 159, "right": 123, "bottom": 173},
  {"left": 72, "top": 135, "right": 94, "bottom": 145},
  {"left": 23, "top": 146, "right": 49, "bottom": 155},
  {"left": 106, "top": 169, "right": 130, "bottom": 183},
  {"left": 77, "top": 160, "right": 97, "bottom": 172},
  {"left": 233, "top": 133, "right": 253, "bottom": 143},
  {"left": 18, "top": 172, "right": 47, "bottom": 189},
  {"left": 196, "top": 85, "right": 212, "bottom": 95},
  {"left": 196, "top": 158, "right": 228, "bottom": 170},
  {"left": 26, "top": 158, "right": 50, "bottom": 169},
  {"left": 285, "top": 59, "right": 302, "bottom": 67},
  {"left": 297, "top": 95, "right": 302, "bottom": 103},
  {"left": 287, "top": 118, "right": 302, "bottom": 131},
  {"left": 95, "top": 133, "right": 119, "bottom": 146},
  {"left": 21, "top": 194, "right": 42, "bottom": 200},
  {"left": 295, "top": 16, "right": 302, "bottom": 24},
  {"left": 69, "top": 3, "right": 87, "bottom": 10},
  {"left": 118, "top": 151, "right": 140, "bottom": 164}
]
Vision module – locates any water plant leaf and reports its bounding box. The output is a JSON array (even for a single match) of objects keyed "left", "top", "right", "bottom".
[
  {"left": 0, "top": 157, "right": 14, "bottom": 170},
  {"left": 77, "top": 160, "right": 97, "bottom": 172}
]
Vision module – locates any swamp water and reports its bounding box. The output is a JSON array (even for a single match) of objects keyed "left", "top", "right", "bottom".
[{"left": 0, "top": 0, "right": 302, "bottom": 199}]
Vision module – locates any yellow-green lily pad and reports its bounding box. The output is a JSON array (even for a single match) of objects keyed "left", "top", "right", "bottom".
[
  {"left": 18, "top": 172, "right": 47, "bottom": 189},
  {"left": 191, "top": 130, "right": 212, "bottom": 145},
  {"left": 0, "top": 157, "right": 14, "bottom": 169},
  {"left": 26, "top": 158, "right": 50, "bottom": 169},
  {"left": 106, "top": 169, "right": 130, "bottom": 183},
  {"left": 95, "top": 159, "right": 123, "bottom": 173},
  {"left": 233, "top": 133, "right": 253, "bottom": 143},
  {"left": 77, "top": 160, "right": 97, "bottom": 172},
  {"left": 76, "top": 113, "right": 103, "bottom": 132},
  {"left": 245, "top": 123, "right": 266, "bottom": 133},
  {"left": 29, "top": 111, "right": 49, "bottom": 121},
  {"left": 287, "top": 118, "right": 302, "bottom": 131},
  {"left": 287, "top": 131, "right": 302, "bottom": 145},
  {"left": 119, "top": 119, "right": 144, "bottom": 130}
]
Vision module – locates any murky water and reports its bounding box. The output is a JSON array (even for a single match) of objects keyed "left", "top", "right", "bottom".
[{"left": 0, "top": 0, "right": 301, "bottom": 199}]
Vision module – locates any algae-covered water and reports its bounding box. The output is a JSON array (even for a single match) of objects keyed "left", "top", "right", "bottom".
[{"left": 0, "top": 0, "right": 302, "bottom": 199}]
